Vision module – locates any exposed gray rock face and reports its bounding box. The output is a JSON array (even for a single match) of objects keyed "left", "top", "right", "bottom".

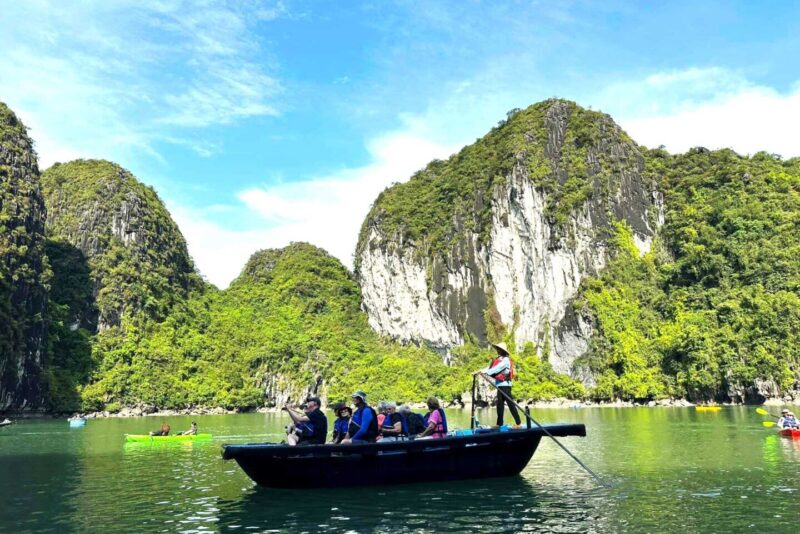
[
  {"left": 356, "top": 100, "right": 663, "bottom": 381},
  {"left": 0, "top": 102, "right": 49, "bottom": 411}
]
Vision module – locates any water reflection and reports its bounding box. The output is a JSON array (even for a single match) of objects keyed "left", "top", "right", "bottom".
[
  {"left": 216, "top": 476, "right": 604, "bottom": 533},
  {"left": 0, "top": 452, "right": 82, "bottom": 533},
  {"left": 3, "top": 409, "right": 800, "bottom": 532}
]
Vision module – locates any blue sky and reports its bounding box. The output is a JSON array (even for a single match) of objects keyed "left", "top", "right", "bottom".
[{"left": 1, "top": 0, "right": 799, "bottom": 287}]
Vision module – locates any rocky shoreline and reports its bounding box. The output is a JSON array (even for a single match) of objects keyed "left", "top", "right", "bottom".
[
  {"left": 5, "top": 394, "right": 799, "bottom": 419},
  {"left": 5, "top": 395, "right": 797, "bottom": 419}
]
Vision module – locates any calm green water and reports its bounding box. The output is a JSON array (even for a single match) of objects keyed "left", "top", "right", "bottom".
[{"left": 1, "top": 407, "right": 798, "bottom": 533}]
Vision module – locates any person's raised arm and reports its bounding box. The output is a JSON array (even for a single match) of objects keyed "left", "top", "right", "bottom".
[{"left": 284, "top": 404, "right": 310, "bottom": 424}]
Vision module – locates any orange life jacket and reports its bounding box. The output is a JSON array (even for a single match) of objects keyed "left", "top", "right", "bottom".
[{"left": 490, "top": 356, "right": 514, "bottom": 382}]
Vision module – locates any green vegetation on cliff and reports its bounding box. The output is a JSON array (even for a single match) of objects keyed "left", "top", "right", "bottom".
[
  {"left": 6, "top": 97, "right": 799, "bottom": 412},
  {"left": 357, "top": 99, "right": 645, "bottom": 266},
  {"left": 581, "top": 149, "right": 800, "bottom": 401},
  {"left": 36, "top": 159, "right": 204, "bottom": 410},
  {"left": 81, "top": 243, "right": 460, "bottom": 410},
  {"left": 41, "top": 160, "right": 201, "bottom": 330},
  {"left": 0, "top": 102, "right": 49, "bottom": 411}
]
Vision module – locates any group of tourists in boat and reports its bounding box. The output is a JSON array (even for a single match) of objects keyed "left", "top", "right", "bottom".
[{"left": 281, "top": 341, "right": 523, "bottom": 446}]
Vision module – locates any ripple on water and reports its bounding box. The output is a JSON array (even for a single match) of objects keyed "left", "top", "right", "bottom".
[{"left": 3, "top": 410, "right": 800, "bottom": 532}]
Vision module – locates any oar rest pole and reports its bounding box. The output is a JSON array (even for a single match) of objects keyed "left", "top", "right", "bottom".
[
  {"left": 471, "top": 374, "right": 477, "bottom": 430},
  {"left": 477, "top": 372, "right": 610, "bottom": 489}
]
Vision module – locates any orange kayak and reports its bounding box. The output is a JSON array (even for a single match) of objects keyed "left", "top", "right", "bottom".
[{"left": 779, "top": 428, "right": 800, "bottom": 438}]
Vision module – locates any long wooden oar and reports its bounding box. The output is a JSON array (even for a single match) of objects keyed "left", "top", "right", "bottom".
[{"left": 476, "top": 372, "right": 610, "bottom": 488}]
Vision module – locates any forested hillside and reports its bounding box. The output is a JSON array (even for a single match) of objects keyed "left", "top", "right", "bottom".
[
  {"left": 581, "top": 148, "right": 800, "bottom": 402},
  {"left": 2, "top": 97, "right": 799, "bottom": 413},
  {"left": 38, "top": 159, "right": 204, "bottom": 410},
  {"left": 80, "top": 243, "right": 462, "bottom": 411}
]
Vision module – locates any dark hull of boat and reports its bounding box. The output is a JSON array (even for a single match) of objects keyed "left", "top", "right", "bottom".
[{"left": 222, "top": 423, "right": 586, "bottom": 489}]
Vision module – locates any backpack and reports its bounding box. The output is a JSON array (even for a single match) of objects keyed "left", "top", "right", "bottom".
[{"left": 404, "top": 412, "right": 426, "bottom": 435}]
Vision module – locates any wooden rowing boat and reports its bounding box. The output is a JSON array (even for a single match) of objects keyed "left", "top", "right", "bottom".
[{"left": 222, "top": 424, "right": 586, "bottom": 489}]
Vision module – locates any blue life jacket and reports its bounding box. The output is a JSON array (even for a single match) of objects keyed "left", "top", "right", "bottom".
[
  {"left": 348, "top": 406, "right": 378, "bottom": 441},
  {"left": 422, "top": 408, "right": 448, "bottom": 434},
  {"left": 333, "top": 417, "right": 349, "bottom": 435},
  {"left": 381, "top": 413, "right": 408, "bottom": 436},
  {"left": 381, "top": 413, "right": 394, "bottom": 429}
]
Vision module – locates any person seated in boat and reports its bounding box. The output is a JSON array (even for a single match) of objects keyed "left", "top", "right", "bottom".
[
  {"left": 418, "top": 397, "right": 448, "bottom": 439},
  {"left": 376, "top": 400, "right": 389, "bottom": 430},
  {"left": 341, "top": 390, "right": 378, "bottom": 444},
  {"left": 149, "top": 422, "right": 170, "bottom": 436},
  {"left": 330, "top": 403, "right": 352, "bottom": 444},
  {"left": 780, "top": 411, "right": 800, "bottom": 429},
  {"left": 777, "top": 409, "right": 790, "bottom": 428},
  {"left": 398, "top": 404, "right": 426, "bottom": 436},
  {"left": 378, "top": 401, "right": 405, "bottom": 441},
  {"left": 284, "top": 396, "right": 328, "bottom": 446},
  {"left": 179, "top": 422, "right": 198, "bottom": 436}
]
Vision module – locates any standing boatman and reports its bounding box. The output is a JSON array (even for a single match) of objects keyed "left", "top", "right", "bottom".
[{"left": 474, "top": 342, "right": 522, "bottom": 428}]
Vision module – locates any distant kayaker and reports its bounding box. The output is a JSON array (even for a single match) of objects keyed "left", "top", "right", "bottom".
[
  {"left": 780, "top": 411, "right": 800, "bottom": 429},
  {"left": 330, "top": 403, "right": 352, "bottom": 444},
  {"left": 341, "top": 390, "right": 378, "bottom": 444},
  {"left": 179, "top": 422, "right": 198, "bottom": 436},
  {"left": 418, "top": 397, "right": 448, "bottom": 439},
  {"left": 475, "top": 342, "right": 522, "bottom": 428},
  {"left": 149, "top": 422, "right": 170, "bottom": 436},
  {"left": 284, "top": 396, "right": 328, "bottom": 446}
]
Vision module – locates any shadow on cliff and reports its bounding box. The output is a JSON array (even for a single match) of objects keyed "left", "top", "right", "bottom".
[{"left": 44, "top": 240, "right": 97, "bottom": 412}]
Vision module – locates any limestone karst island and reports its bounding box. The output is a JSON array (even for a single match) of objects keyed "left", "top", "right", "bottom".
[{"left": 1, "top": 2, "right": 799, "bottom": 532}]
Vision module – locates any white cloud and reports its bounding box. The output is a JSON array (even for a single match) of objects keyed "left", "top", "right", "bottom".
[
  {"left": 618, "top": 85, "right": 800, "bottom": 157},
  {"left": 596, "top": 67, "right": 800, "bottom": 157},
  {"left": 0, "top": 0, "right": 284, "bottom": 167},
  {"left": 172, "top": 129, "right": 459, "bottom": 287}
]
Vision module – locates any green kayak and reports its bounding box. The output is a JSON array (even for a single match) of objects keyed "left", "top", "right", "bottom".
[{"left": 125, "top": 433, "right": 212, "bottom": 443}]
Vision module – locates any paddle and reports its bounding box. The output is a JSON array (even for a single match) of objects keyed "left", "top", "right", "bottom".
[
  {"left": 755, "top": 407, "right": 779, "bottom": 420},
  {"left": 762, "top": 421, "right": 776, "bottom": 428},
  {"left": 476, "top": 372, "right": 611, "bottom": 489}
]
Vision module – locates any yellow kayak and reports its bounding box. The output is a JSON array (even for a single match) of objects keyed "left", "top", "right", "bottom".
[{"left": 695, "top": 406, "right": 721, "bottom": 412}]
